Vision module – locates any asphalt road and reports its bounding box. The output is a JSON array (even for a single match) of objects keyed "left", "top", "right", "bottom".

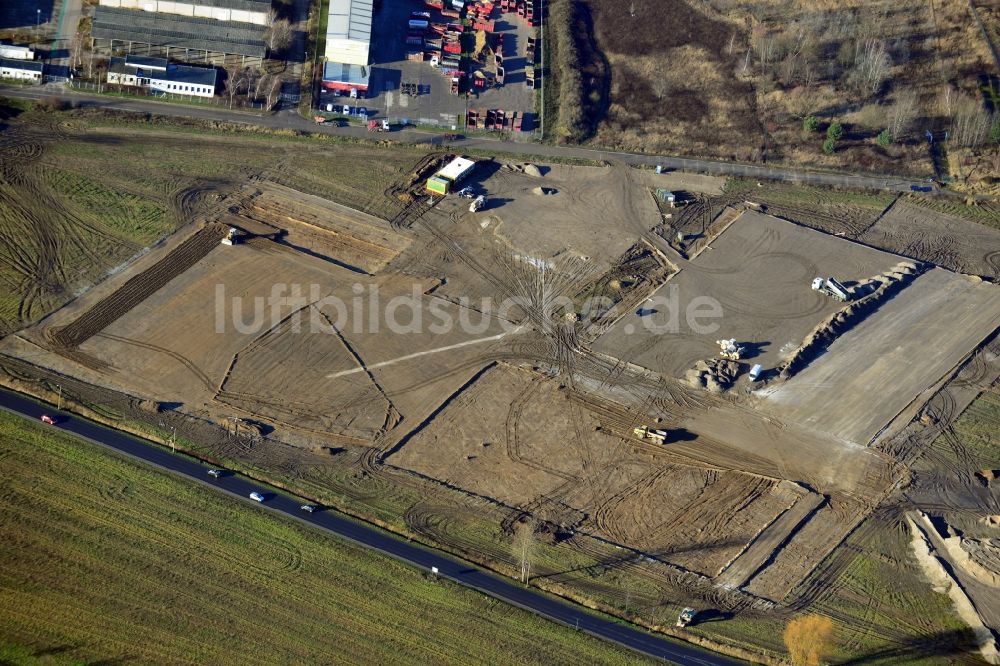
[
  {"left": 0, "top": 389, "right": 744, "bottom": 666},
  {"left": 1, "top": 83, "right": 936, "bottom": 195}
]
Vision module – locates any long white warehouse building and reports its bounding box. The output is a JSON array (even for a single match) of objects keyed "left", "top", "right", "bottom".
[{"left": 325, "top": 0, "right": 372, "bottom": 66}]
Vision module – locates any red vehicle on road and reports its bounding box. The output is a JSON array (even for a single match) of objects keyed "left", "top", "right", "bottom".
[{"left": 40, "top": 415, "right": 57, "bottom": 425}]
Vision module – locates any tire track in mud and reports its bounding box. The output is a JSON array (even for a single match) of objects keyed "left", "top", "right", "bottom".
[{"left": 92, "top": 332, "right": 215, "bottom": 392}]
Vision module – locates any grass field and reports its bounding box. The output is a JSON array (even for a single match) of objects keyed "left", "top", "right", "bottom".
[
  {"left": 0, "top": 410, "right": 649, "bottom": 666},
  {"left": 946, "top": 390, "right": 1000, "bottom": 469}
]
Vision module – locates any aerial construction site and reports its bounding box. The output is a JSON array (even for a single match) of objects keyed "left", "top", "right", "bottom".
[{"left": 3, "top": 117, "right": 1000, "bottom": 663}]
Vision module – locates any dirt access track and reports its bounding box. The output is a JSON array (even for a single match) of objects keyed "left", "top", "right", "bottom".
[{"left": 593, "top": 211, "right": 903, "bottom": 377}]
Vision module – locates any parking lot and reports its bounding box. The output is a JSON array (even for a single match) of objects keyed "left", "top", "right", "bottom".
[{"left": 318, "top": 0, "right": 536, "bottom": 129}]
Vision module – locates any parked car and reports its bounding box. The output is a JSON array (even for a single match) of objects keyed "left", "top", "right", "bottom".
[
  {"left": 40, "top": 414, "right": 57, "bottom": 425},
  {"left": 250, "top": 492, "right": 265, "bottom": 502},
  {"left": 207, "top": 469, "right": 224, "bottom": 478},
  {"left": 300, "top": 504, "right": 318, "bottom": 513}
]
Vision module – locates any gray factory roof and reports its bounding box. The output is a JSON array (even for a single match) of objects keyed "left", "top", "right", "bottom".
[
  {"left": 0, "top": 58, "right": 43, "bottom": 72},
  {"left": 110, "top": 56, "right": 217, "bottom": 86},
  {"left": 176, "top": 0, "right": 271, "bottom": 10},
  {"left": 327, "top": 0, "right": 372, "bottom": 43},
  {"left": 93, "top": 6, "right": 266, "bottom": 58}
]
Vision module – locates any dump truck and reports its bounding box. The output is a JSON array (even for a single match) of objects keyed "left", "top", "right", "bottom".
[
  {"left": 633, "top": 426, "right": 669, "bottom": 445},
  {"left": 677, "top": 608, "right": 697, "bottom": 628},
  {"left": 367, "top": 119, "right": 390, "bottom": 132},
  {"left": 811, "top": 276, "right": 850, "bottom": 301},
  {"left": 469, "top": 195, "right": 486, "bottom": 212}
]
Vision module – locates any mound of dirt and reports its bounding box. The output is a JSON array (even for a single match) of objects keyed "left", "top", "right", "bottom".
[
  {"left": 524, "top": 164, "right": 543, "bottom": 177},
  {"left": 778, "top": 261, "right": 928, "bottom": 380},
  {"left": 532, "top": 186, "right": 557, "bottom": 195},
  {"left": 686, "top": 358, "right": 740, "bottom": 392}
]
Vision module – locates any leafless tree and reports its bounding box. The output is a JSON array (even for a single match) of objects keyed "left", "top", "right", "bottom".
[
  {"left": 251, "top": 70, "right": 270, "bottom": 101},
  {"left": 851, "top": 38, "right": 890, "bottom": 97},
  {"left": 512, "top": 518, "right": 537, "bottom": 584},
  {"left": 225, "top": 66, "right": 249, "bottom": 109},
  {"left": 69, "top": 32, "right": 84, "bottom": 70},
  {"left": 265, "top": 75, "right": 283, "bottom": 110},
  {"left": 951, "top": 95, "right": 992, "bottom": 148},
  {"left": 886, "top": 90, "right": 918, "bottom": 141},
  {"left": 265, "top": 9, "right": 293, "bottom": 56},
  {"left": 242, "top": 66, "right": 262, "bottom": 101}
]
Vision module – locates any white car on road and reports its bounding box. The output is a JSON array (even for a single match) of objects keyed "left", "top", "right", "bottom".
[{"left": 249, "top": 492, "right": 265, "bottom": 502}]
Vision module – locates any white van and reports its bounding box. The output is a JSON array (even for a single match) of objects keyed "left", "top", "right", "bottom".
[{"left": 749, "top": 364, "right": 764, "bottom": 381}]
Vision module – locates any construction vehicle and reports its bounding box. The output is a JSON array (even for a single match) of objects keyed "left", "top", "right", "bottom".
[
  {"left": 811, "top": 276, "right": 850, "bottom": 302},
  {"left": 469, "top": 195, "right": 486, "bottom": 212},
  {"left": 457, "top": 186, "right": 476, "bottom": 198},
  {"left": 220, "top": 227, "right": 241, "bottom": 246},
  {"left": 716, "top": 338, "right": 745, "bottom": 361},
  {"left": 677, "top": 608, "right": 697, "bottom": 628},
  {"left": 633, "top": 426, "right": 669, "bottom": 445}
]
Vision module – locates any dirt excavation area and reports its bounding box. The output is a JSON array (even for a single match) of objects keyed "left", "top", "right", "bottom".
[
  {"left": 594, "top": 211, "right": 902, "bottom": 378},
  {"left": 859, "top": 199, "right": 1000, "bottom": 280},
  {"left": 389, "top": 364, "right": 820, "bottom": 579},
  {"left": 758, "top": 268, "right": 1000, "bottom": 446},
  {"left": 4, "top": 137, "right": 1000, "bottom": 664}
]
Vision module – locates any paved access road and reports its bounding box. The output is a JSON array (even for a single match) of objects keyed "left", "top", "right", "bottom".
[
  {"left": 0, "top": 389, "right": 744, "bottom": 666},
  {"left": 1, "top": 83, "right": 934, "bottom": 195}
]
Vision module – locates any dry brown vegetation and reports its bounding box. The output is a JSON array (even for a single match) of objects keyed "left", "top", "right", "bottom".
[
  {"left": 572, "top": 0, "right": 999, "bottom": 175},
  {"left": 783, "top": 614, "right": 835, "bottom": 666}
]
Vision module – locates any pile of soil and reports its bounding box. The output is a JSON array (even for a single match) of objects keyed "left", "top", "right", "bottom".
[
  {"left": 779, "top": 261, "right": 926, "bottom": 379},
  {"left": 686, "top": 358, "right": 740, "bottom": 392}
]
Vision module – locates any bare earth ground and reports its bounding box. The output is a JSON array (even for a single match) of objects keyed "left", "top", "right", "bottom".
[
  {"left": 389, "top": 363, "right": 816, "bottom": 579},
  {"left": 859, "top": 199, "right": 1000, "bottom": 280},
  {"left": 759, "top": 269, "right": 1000, "bottom": 446},
  {"left": 4, "top": 106, "right": 1000, "bottom": 663},
  {"left": 593, "top": 211, "right": 902, "bottom": 378}
]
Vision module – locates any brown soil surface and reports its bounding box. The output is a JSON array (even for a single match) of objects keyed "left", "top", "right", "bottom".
[
  {"left": 859, "top": 199, "right": 1000, "bottom": 280},
  {"left": 759, "top": 269, "right": 1000, "bottom": 446},
  {"left": 389, "top": 364, "right": 806, "bottom": 578},
  {"left": 593, "top": 211, "right": 902, "bottom": 378}
]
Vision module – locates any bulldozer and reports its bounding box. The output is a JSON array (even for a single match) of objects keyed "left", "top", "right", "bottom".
[
  {"left": 716, "top": 338, "right": 745, "bottom": 361},
  {"left": 633, "top": 426, "right": 669, "bottom": 445}
]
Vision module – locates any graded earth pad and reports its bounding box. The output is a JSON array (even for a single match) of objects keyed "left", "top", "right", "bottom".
[
  {"left": 389, "top": 364, "right": 821, "bottom": 579},
  {"left": 859, "top": 199, "right": 1000, "bottom": 279},
  {"left": 245, "top": 182, "right": 412, "bottom": 274},
  {"left": 758, "top": 269, "right": 1000, "bottom": 446},
  {"left": 593, "top": 211, "right": 902, "bottom": 378},
  {"left": 467, "top": 164, "right": 659, "bottom": 271}
]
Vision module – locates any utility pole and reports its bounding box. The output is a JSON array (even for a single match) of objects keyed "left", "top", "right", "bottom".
[{"left": 56, "top": 384, "right": 62, "bottom": 410}]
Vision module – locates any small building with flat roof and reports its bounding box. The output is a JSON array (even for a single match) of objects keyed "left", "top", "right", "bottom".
[
  {"left": 108, "top": 55, "right": 217, "bottom": 97},
  {"left": 0, "top": 44, "right": 36, "bottom": 60},
  {"left": 0, "top": 58, "right": 43, "bottom": 82},
  {"left": 436, "top": 157, "right": 476, "bottom": 183},
  {"left": 321, "top": 61, "right": 370, "bottom": 95}
]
